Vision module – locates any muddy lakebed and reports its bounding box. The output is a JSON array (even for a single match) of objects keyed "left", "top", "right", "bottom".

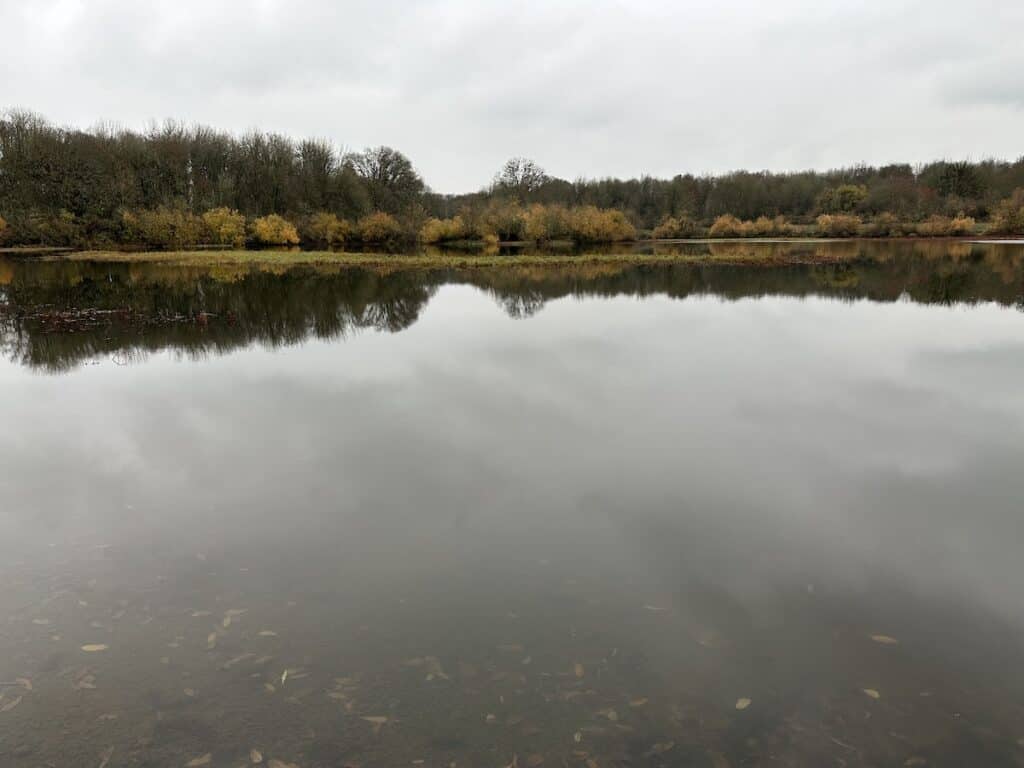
[{"left": 2, "top": 241, "right": 1024, "bottom": 767}]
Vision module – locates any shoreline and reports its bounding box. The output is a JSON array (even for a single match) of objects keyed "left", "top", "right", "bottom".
[{"left": 3, "top": 236, "right": 1020, "bottom": 271}]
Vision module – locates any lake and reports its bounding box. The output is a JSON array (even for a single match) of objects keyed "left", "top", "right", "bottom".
[{"left": 1, "top": 241, "right": 1024, "bottom": 767}]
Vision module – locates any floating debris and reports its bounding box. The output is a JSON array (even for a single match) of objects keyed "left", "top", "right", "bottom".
[
  {"left": 264, "top": 683, "right": 276, "bottom": 693},
  {"left": 258, "top": 630, "right": 278, "bottom": 637},
  {"left": 863, "top": 688, "right": 881, "bottom": 699},
  {"left": 185, "top": 754, "right": 212, "bottom": 767},
  {"left": 16, "top": 677, "right": 32, "bottom": 691},
  {"left": 32, "top": 618, "right": 51, "bottom": 625},
  {"left": 597, "top": 708, "right": 619, "bottom": 721},
  {"left": 574, "top": 663, "right": 585, "bottom": 678},
  {"left": 573, "top": 731, "right": 583, "bottom": 743},
  {"left": 191, "top": 611, "right": 212, "bottom": 618},
  {"left": 184, "top": 688, "right": 196, "bottom": 697},
  {"left": 206, "top": 633, "right": 218, "bottom": 650},
  {"left": 735, "top": 698, "right": 752, "bottom": 710},
  {"left": 870, "top": 634, "right": 899, "bottom": 645},
  {"left": 250, "top": 748, "right": 264, "bottom": 764},
  {"left": 628, "top": 697, "right": 648, "bottom": 707},
  {"left": 81, "top": 644, "right": 109, "bottom": 653}
]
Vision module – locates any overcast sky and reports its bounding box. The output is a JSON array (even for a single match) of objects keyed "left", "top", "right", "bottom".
[{"left": 2, "top": 0, "right": 1022, "bottom": 193}]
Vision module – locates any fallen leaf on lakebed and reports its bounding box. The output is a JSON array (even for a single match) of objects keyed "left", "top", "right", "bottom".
[
  {"left": 362, "top": 715, "right": 391, "bottom": 734},
  {"left": 645, "top": 742, "right": 675, "bottom": 756}
]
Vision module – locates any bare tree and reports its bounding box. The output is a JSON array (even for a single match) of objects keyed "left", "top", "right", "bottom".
[{"left": 493, "top": 157, "right": 548, "bottom": 198}]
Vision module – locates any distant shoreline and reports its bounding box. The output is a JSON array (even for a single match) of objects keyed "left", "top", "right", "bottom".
[{"left": 3, "top": 237, "right": 1018, "bottom": 271}]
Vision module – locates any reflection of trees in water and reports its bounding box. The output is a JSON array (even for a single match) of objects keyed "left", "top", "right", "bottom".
[{"left": 1, "top": 242, "right": 1022, "bottom": 372}]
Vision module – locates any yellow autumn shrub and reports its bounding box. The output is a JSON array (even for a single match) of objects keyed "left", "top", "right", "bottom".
[
  {"left": 250, "top": 214, "right": 300, "bottom": 246},
  {"left": 202, "top": 207, "right": 247, "bottom": 247}
]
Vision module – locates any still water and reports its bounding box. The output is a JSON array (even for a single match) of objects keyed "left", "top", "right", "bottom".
[{"left": 1, "top": 242, "right": 1024, "bottom": 767}]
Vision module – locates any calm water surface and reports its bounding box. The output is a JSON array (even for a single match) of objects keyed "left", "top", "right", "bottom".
[{"left": 1, "top": 242, "right": 1024, "bottom": 767}]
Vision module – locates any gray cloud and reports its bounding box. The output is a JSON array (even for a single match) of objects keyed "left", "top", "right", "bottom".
[{"left": 1, "top": 0, "right": 1022, "bottom": 192}]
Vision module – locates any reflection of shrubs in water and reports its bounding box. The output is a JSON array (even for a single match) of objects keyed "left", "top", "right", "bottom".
[{"left": 4, "top": 246, "right": 1024, "bottom": 372}]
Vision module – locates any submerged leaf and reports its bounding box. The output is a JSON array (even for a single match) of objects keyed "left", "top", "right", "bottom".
[
  {"left": 863, "top": 688, "right": 881, "bottom": 699},
  {"left": 870, "top": 634, "right": 899, "bottom": 645},
  {"left": 735, "top": 698, "right": 752, "bottom": 710},
  {"left": 646, "top": 742, "right": 675, "bottom": 756},
  {"left": 362, "top": 715, "right": 390, "bottom": 735},
  {"left": 81, "top": 644, "right": 109, "bottom": 653},
  {"left": 1, "top": 696, "right": 23, "bottom": 713}
]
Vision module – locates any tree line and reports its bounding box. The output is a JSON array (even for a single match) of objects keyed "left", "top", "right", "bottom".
[{"left": 1, "top": 110, "right": 1023, "bottom": 249}]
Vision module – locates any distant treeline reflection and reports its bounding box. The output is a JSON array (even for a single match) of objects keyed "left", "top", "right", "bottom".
[{"left": 1, "top": 241, "right": 1022, "bottom": 372}]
